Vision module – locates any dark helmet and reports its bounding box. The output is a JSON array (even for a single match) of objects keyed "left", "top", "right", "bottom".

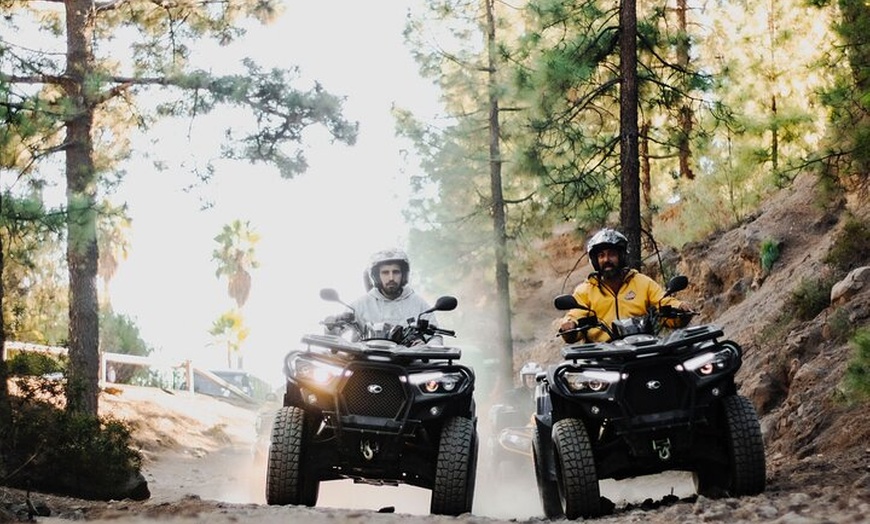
[
  {"left": 586, "top": 228, "right": 628, "bottom": 272},
  {"left": 367, "top": 248, "right": 410, "bottom": 290}
]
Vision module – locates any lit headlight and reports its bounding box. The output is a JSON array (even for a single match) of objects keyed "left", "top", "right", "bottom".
[
  {"left": 560, "top": 369, "right": 620, "bottom": 393},
  {"left": 288, "top": 355, "right": 345, "bottom": 390},
  {"left": 682, "top": 347, "right": 737, "bottom": 376},
  {"left": 409, "top": 371, "right": 465, "bottom": 394}
]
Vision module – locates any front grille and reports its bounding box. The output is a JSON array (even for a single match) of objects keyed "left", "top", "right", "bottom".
[
  {"left": 623, "top": 360, "right": 687, "bottom": 415},
  {"left": 341, "top": 368, "right": 407, "bottom": 418}
]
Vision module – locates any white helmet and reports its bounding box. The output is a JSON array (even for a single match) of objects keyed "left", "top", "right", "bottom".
[
  {"left": 520, "top": 362, "right": 543, "bottom": 389},
  {"left": 586, "top": 228, "right": 628, "bottom": 272},
  {"left": 367, "top": 248, "right": 410, "bottom": 291}
]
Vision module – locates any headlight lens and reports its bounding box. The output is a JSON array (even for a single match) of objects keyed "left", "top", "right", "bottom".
[
  {"left": 560, "top": 369, "right": 620, "bottom": 393},
  {"left": 288, "top": 355, "right": 345, "bottom": 390},
  {"left": 409, "top": 371, "right": 465, "bottom": 394},
  {"left": 682, "top": 347, "right": 737, "bottom": 376}
]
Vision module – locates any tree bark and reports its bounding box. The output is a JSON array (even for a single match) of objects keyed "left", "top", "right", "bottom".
[
  {"left": 676, "top": 0, "right": 695, "bottom": 180},
  {"left": 619, "top": 0, "right": 642, "bottom": 269},
  {"left": 485, "top": 0, "right": 514, "bottom": 390},
  {"left": 64, "top": 0, "right": 101, "bottom": 416},
  {"left": 0, "top": 200, "right": 10, "bottom": 430}
]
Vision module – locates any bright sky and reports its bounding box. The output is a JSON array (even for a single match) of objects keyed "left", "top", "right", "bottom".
[{"left": 108, "top": 1, "right": 440, "bottom": 386}]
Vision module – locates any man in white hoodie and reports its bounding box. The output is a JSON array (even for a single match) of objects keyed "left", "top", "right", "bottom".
[{"left": 349, "top": 248, "right": 441, "bottom": 344}]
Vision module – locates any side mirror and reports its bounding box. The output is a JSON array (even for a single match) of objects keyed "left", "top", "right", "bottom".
[
  {"left": 433, "top": 295, "right": 458, "bottom": 312},
  {"left": 554, "top": 294, "right": 591, "bottom": 311},
  {"left": 664, "top": 275, "right": 689, "bottom": 296},
  {"left": 320, "top": 288, "right": 341, "bottom": 303}
]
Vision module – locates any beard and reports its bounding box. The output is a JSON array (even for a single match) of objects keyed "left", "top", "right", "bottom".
[
  {"left": 381, "top": 282, "right": 403, "bottom": 299},
  {"left": 599, "top": 263, "right": 620, "bottom": 279}
]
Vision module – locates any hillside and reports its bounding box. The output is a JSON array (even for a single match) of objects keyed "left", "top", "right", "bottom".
[{"left": 510, "top": 171, "right": 870, "bottom": 505}]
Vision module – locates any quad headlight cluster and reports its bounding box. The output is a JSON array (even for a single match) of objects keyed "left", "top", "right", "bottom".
[
  {"left": 680, "top": 345, "right": 740, "bottom": 377},
  {"left": 286, "top": 354, "right": 346, "bottom": 392},
  {"left": 559, "top": 369, "right": 621, "bottom": 393},
  {"left": 408, "top": 371, "right": 467, "bottom": 394}
]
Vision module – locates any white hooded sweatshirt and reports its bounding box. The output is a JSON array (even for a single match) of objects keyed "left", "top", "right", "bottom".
[{"left": 349, "top": 286, "right": 437, "bottom": 327}]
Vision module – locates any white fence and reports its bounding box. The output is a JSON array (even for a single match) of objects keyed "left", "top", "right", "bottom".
[{"left": 2, "top": 341, "right": 258, "bottom": 405}]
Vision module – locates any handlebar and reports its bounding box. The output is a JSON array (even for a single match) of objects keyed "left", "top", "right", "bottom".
[
  {"left": 556, "top": 305, "right": 697, "bottom": 342},
  {"left": 430, "top": 326, "right": 456, "bottom": 337}
]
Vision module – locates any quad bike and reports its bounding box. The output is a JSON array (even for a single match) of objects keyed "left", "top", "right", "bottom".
[
  {"left": 484, "top": 362, "right": 542, "bottom": 480},
  {"left": 265, "top": 288, "right": 478, "bottom": 516},
  {"left": 533, "top": 275, "right": 766, "bottom": 519}
]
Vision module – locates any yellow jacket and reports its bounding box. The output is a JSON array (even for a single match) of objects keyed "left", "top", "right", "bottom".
[{"left": 562, "top": 269, "right": 684, "bottom": 342}]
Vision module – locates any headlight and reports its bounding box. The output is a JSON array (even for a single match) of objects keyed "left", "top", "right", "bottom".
[
  {"left": 409, "top": 371, "right": 465, "bottom": 394},
  {"left": 681, "top": 347, "right": 737, "bottom": 376},
  {"left": 288, "top": 355, "right": 345, "bottom": 390},
  {"left": 559, "top": 369, "right": 620, "bottom": 393}
]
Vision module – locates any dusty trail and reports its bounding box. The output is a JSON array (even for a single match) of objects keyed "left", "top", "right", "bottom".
[{"left": 3, "top": 383, "right": 867, "bottom": 524}]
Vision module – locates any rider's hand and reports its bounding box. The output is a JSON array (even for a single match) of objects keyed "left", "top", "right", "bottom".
[{"left": 559, "top": 320, "right": 579, "bottom": 343}]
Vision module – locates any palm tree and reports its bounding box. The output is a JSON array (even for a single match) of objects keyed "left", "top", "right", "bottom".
[
  {"left": 97, "top": 204, "right": 131, "bottom": 308},
  {"left": 212, "top": 220, "right": 259, "bottom": 308},
  {"left": 211, "top": 220, "right": 259, "bottom": 368}
]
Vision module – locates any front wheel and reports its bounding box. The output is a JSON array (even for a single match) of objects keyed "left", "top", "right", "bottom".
[
  {"left": 265, "top": 406, "right": 319, "bottom": 506},
  {"left": 431, "top": 417, "right": 477, "bottom": 516},
  {"left": 723, "top": 395, "right": 766, "bottom": 495},
  {"left": 533, "top": 423, "right": 563, "bottom": 519},
  {"left": 553, "top": 418, "right": 600, "bottom": 519}
]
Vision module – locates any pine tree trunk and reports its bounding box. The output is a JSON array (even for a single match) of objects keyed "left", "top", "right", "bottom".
[
  {"left": 485, "top": 0, "right": 514, "bottom": 390},
  {"left": 0, "top": 206, "right": 11, "bottom": 429},
  {"left": 63, "top": 0, "right": 101, "bottom": 416},
  {"left": 620, "top": 0, "right": 642, "bottom": 269}
]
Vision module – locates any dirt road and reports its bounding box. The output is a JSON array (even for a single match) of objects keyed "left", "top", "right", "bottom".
[{"left": 3, "top": 386, "right": 867, "bottom": 523}]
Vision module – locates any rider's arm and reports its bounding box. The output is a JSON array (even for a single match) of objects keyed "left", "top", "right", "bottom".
[{"left": 559, "top": 285, "right": 593, "bottom": 343}]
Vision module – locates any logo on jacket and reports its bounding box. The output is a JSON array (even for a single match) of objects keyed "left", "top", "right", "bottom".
[{"left": 625, "top": 291, "right": 636, "bottom": 300}]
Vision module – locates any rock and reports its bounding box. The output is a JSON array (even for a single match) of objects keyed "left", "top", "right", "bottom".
[{"left": 830, "top": 266, "right": 870, "bottom": 305}]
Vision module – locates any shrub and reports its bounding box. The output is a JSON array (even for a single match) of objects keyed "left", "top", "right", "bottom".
[
  {"left": 6, "top": 351, "right": 67, "bottom": 377},
  {"left": 0, "top": 379, "right": 144, "bottom": 500},
  {"left": 760, "top": 238, "right": 781, "bottom": 273},
  {"left": 843, "top": 329, "right": 870, "bottom": 402},
  {"left": 825, "top": 217, "right": 870, "bottom": 274},
  {"left": 789, "top": 277, "right": 836, "bottom": 321},
  {"left": 827, "top": 308, "right": 854, "bottom": 343}
]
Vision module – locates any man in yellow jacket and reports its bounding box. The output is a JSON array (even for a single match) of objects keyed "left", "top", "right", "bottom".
[{"left": 559, "top": 228, "right": 693, "bottom": 343}]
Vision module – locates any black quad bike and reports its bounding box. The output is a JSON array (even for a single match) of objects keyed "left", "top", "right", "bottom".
[
  {"left": 533, "top": 275, "right": 766, "bottom": 519},
  {"left": 265, "top": 289, "right": 478, "bottom": 516},
  {"left": 483, "top": 363, "right": 540, "bottom": 481}
]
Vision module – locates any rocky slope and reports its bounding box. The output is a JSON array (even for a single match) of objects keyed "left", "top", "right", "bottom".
[{"left": 512, "top": 172, "right": 870, "bottom": 519}]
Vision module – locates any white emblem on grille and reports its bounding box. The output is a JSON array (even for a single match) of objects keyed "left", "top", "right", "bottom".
[
  {"left": 646, "top": 380, "right": 662, "bottom": 390},
  {"left": 367, "top": 384, "right": 383, "bottom": 394}
]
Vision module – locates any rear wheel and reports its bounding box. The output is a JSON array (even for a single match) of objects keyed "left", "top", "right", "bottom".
[
  {"left": 532, "top": 424, "right": 563, "bottom": 519},
  {"left": 553, "top": 418, "right": 600, "bottom": 519},
  {"left": 431, "top": 417, "right": 477, "bottom": 516},
  {"left": 265, "top": 406, "right": 319, "bottom": 506}
]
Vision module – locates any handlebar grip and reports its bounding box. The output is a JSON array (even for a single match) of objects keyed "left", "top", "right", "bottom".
[{"left": 433, "top": 327, "right": 456, "bottom": 337}]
